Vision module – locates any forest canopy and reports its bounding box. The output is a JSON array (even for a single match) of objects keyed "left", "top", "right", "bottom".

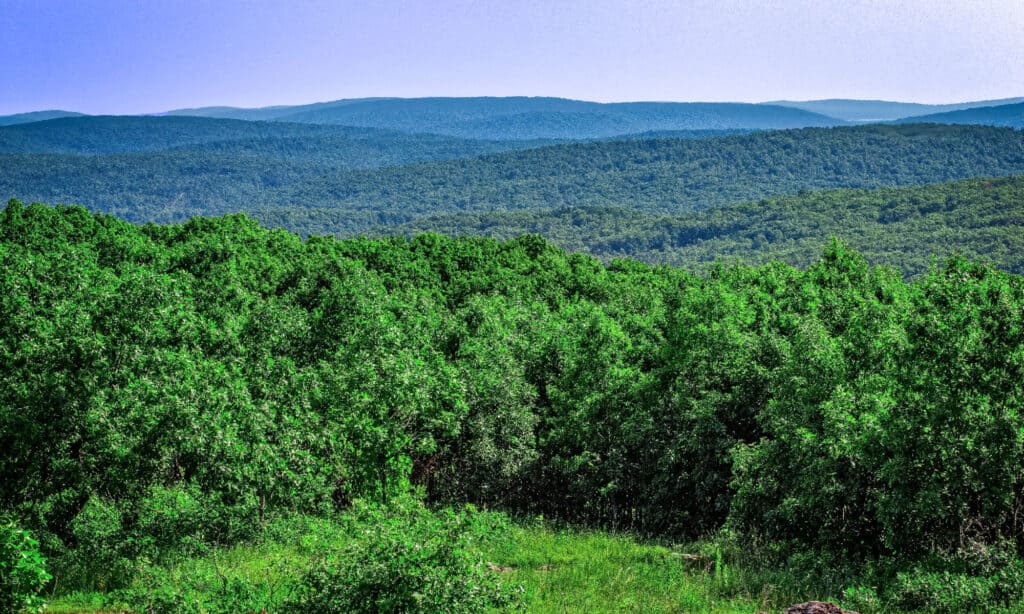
[
  {"left": 3, "top": 201, "right": 1023, "bottom": 609},
  {"left": 384, "top": 175, "right": 1024, "bottom": 277}
]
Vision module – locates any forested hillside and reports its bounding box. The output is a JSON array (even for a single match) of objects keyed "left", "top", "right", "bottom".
[
  {"left": 0, "top": 115, "right": 548, "bottom": 159},
  {"left": 4, "top": 124, "right": 1022, "bottom": 234},
  {"left": 768, "top": 97, "right": 1024, "bottom": 122},
  {"left": 166, "top": 96, "right": 843, "bottom": 139},
  {"left": 4, "top": 201, "right": 1024, "bottom": 612},
  {"left": 894, "top": 102, "right": 1024, "bottom": 128},
  {"left": 254, "top": 123, "right": 1024, "bottom": 233},
  {"left": 0, "top": 109, "right": 85, "bottom": 127},
  {"left": 386, "top": 175, "right": 1024, "bottom": 277}
]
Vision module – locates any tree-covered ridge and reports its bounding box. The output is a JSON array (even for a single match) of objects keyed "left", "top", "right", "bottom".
[
  {"left": 261, "top": 124, "right": 1024, "bottom": 224},
  {"left": 167, "top": 96, "right": 844, "bottom": 139},
  {"left": 0, "top": 114, "right": 551, "bottom": 159},
  {"left": 3, "top": 124, "right": 1022, "bottom": 234},
  {"left": 3, "top": 201, "right": 1024, "bottom": 609},
  {"left": 768, "top": 97, "right": 1024, "bottom": 122},
  {"left": 384, "top": 175, "right": 1024, "bottom": 277},
  {"left": 0, "top": 110, "right": 85, "bottom": 127},
  {"left": 894, "top": 102, "right": 1024, "bottom": 129}
]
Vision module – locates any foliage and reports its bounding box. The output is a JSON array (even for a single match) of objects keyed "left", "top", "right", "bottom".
[
  {"left": 52, "top": 514, "right": 774, "bottom": 614},
  {"left": 2, "top": 202, "right": 1024, "bottom": 611},
  {"left": 0, "top": 523, "right": 50, "bottom": 614},
  {"left": 286, "top": 498, "right": 520, "bottom": 613},
  {"left": 115, "top": 564, "right": 284, "bottom": 614}
]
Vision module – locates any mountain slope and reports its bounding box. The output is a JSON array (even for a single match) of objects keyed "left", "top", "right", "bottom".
[
  {"left": 167, "top": 96, "right": 844, "bottom": 139},
  {"left": 253, "top": 124, "right": 1024, "bottom": 232},
  {"left": 0, "top": 110, "right": 86, "bottom": 127},
  {"left": 163, "top": 97, "right": 394, "bottom": 121},
  {"left": 3, "top": 124, "right": 1022, "bottom": 232},
  {"left": 0, "top": 115, "right": 548, "bottom": 158},
  {"left": 381, "top": 175, "right": 1024, "bottom": 277},
  {"left": 892, "top": 102, "right": 1024, "bottom": 128},
  {"left": 769, "top": 97, "right": 1024, "bottom": 122}
]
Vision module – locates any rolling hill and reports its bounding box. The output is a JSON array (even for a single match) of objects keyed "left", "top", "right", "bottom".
[
  {"left": 769, "top": 97, "right": 1024, "bottom": 122},
  {"left": 0, "top": 109, "right": 86, "bottom": 127},
  {"left": 167, "top": 96, "right": 844, "bottom": 139},
  {"left": 164, "top": 97, "right": 394, "bottom": 121},
  {"left": 381, "top": 175, "right": 1024, "bottom": 277},
  {"left": 251, "top": 123, "right": 1024, "bottom": 232},
  {"left": 0, "top": 115, "right": 548, "bottom": 164},
  {"left": 893, "top": 102, "right": 1024, "bottom": 129},
  {"left": 3, "top": 124, "right": 1022, "bottom": 233}
]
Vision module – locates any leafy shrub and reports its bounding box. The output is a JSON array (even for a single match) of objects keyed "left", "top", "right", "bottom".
[
  {"left": 60, "top": 485, "right": 234, "bottom": 591},
  {"left": 133, "top": 484, "right": 212, "bottom": 558},
  {"left": 285, "top": 498, "right": 522, "bottom": 613},
  {"left": 63, "top": 497, "right": 132, "bottom": 591},
  {"left": 886, "top": 569, "right": 997, "bottom": 613},
  {"left": 114, "top": 564, "right": 282, "bottom": 614},
  {"left": 840, "top": 585, "right": 881, "bottom": 613},
  {"left": 882, "top": 551, "right": 1024, "bottom": 613},
  {"left": 0, "top": 523, "right": 50, "bottom": 614}
]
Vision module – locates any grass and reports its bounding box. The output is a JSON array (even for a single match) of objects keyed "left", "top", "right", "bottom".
[
  {"left": 43, "top": 513, "right": 835, "bottom": 613},
  {"left": 482, "top": 521, "right": 765, "bottom": 612}
]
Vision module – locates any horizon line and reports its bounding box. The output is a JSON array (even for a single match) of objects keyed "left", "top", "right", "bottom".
[{"left": 3, "top": 94, "right": 1023, "bottom": 118}]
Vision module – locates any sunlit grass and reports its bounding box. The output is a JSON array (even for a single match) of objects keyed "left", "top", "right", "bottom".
[
  {"left": 44, "top": 514, "right": 789, "bottom": 613},
  {"left": 482, "top": 522, "right": 764, "bottom": 613}
]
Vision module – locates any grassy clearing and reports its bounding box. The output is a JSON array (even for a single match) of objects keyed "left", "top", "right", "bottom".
[
  {"left": 43, "top": 514, "right": 823, "bottom": 613},
  {"left": 482, "top": 521, "right": 765, "bottom": 613}
]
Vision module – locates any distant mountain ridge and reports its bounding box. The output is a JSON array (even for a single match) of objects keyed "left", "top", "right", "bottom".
[
  {"left": 6, "top": 96, "right": 1022, "bottom": 137},
  {"left": 0, "top": 110, "right": 86, "bottom": 127},
  {"left": 164, "top": 96, "right": 844, "bottom": 139},
  {"left": 767, "top": 97, "right": 1024, "bottom": 122},
  {"left": 892, "top": 102, "right": 1024, "bottom": 129},
  {"left": 163, "top": 98, "right": 395, "bottom": 121},
  {"left": 0, "top": 114, "right": 550, "bottom": 159}
]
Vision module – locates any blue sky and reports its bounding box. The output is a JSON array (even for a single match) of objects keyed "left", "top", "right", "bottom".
[{"left": 1, "top": 0, "right": 1021, "bottom": 115}]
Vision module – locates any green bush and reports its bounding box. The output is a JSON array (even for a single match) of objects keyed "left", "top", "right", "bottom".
[
  {"left": 60, "top": 486, "right": 230, "bottom": 592},
  {"left": 133, "top": 484, "right": 213, "bottom": 558},
  {"left": 286, "top": 498, "right": 522, "bottom": 613},
  {"left": 881, "top": 552, "right": 1024, "bottom": 613},
  {"left": 114, "top": 564, "right": 281, "bottom": 614},
  {"left": 887, "top": 569, "right": 997, "bottom": 613},
  {"left": 0, "top": 523, "right": 50, "bottom": 614},
  {"left": 62, "top": 496, "right": 132, "bottom": 591}
]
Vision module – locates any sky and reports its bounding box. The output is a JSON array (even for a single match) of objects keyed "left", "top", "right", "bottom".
[{"left": 1, "top": 0, "right": 1022, "bottom": 115}]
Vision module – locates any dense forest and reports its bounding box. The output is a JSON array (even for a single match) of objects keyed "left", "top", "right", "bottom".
[
  {"left": 3, "top": 201, "right": 1024, "bottom": 611},
  {"left": 3, "top": 123, "right": 1022, "bottom": 236},
  {"left": 385, "top": 175, "right": 1024, "bottom": 277}
]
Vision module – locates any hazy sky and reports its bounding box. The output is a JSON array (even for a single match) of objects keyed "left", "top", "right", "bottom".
[{"left": 1, "top": 0, "right": 1021, "bottom": 115}]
